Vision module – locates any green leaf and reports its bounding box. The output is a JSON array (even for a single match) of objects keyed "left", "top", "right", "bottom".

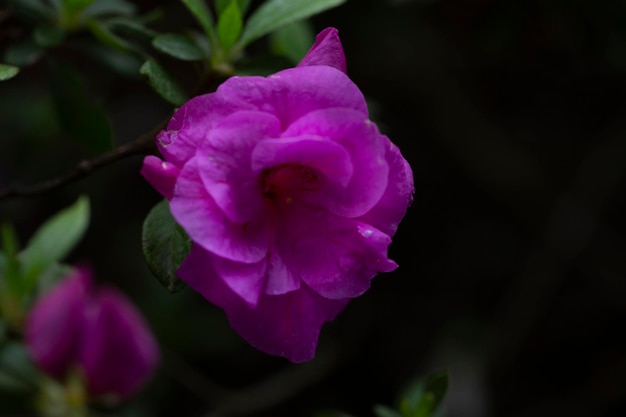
[
  {"left": 400, "top": 370, "right": 449, "bottom": 417},
  {"left": 142, "top": 200, "right": 190, "bottom": 293},
  {"left": 20, "top": 197, "right": 90, "bottom": 291},
  {"left": 33, "top": 25, "right": 65, "bottom": 48},
  {"left": 270, "top": 20, "right": 315, "bottom": 64},
  {"left": 216, "top": 0, "right": 251, "bottom": 16},
  {"left": 152, "top": 33, "right": 207, "bottom": 61},
  {"left": 79, "top": 0, "right": 136, "bottom": 19},
  {"left": 86, "top": 19, "right": 133, "bottom": 52},
  {"left": 0, "top": 343, "right": 39, "bottom": 393},
  {"left": 3, "top": 40, "right": 44, "bottom": 67},
  {"left": 373, "top": 405, "right": 403, "bottom": 417},
  {"left": 64, "top": 0, "right": 96, "bottom": 14},
  {"left": 181, "top": 0, "right": 215, "bottom": 38},
  {"left": 0, "top": 65, "right": 19, "bottom": 82},
  {"left": 239, "top": 0, "right": 346, "bottom": 47},
  {"left": 217, "top": 0, "right": 243, "bottom": 52},
  {"left": 140, "top": 60, "right": 188, "bottom": 106},
  {"left": 107, "top": 18, "right": 157, "bottom": 41},
  {"left": 49, "top": 61, "right": 113, "bottom": 151},
  {"left": 8, "top": 0, "right": 56, "bottom": 20}
]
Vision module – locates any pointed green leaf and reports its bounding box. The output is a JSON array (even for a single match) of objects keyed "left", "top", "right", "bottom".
[
  {"left": 217, "top": 0, "right": 243, "bottom": 52},
  {"left": 33, "top": 25, "right": 65, "bottom": 48},
  {"left": 64, "top": 0, "right": 96, "bottom": 14},
  {"left": 3, "top": 40, "right": 44, "bottom": 67},
  {"left": 270, "top": 20, "right": 315, "bottom": 64},
  {"left": 0, "top": 65, "right": 19, "bottom": 82},
  {"left": 49, "top": 61, "right": 113, "bottom": 151},
  {"left": 107, "top": 18, "right": 157, "bottom": 41},
  {"left": 86, "top": 19, "right": 133, "bottom": 52},
  {"left": 400, "top": 370, "right": 449, "bottom": 417},
  {"left": 80, "top": 0, "right": 136, "bottom": 19},
  {"left": 181, "top": 0, "right": 215, "bottom": 38},
  {"left": 20, "top": 197, "right": 90, "bottom": 290},
  {"left": 142, "top": 200, "right": 190, "bottom": 293},
  {"left": 373, "top": 405, "right": 403, "bottom": 417},
  {"left": 8, "top": 0, "right": 56, "bottom": 20},
  {"left": 216, "top": 0, "right": 251, "bottom": 15},
  {"left": 153, "top": 33, "right": 207, "bottom": 61},
  {"left": 239, "top": 0, "right": 345, "bottom": 47},
  {"left": 140, "top": 60, "right": 188, "bottom": 106}
]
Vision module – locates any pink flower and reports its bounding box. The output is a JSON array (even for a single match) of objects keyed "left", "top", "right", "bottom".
[
  {"left": 141, "top": 28, "right": 414, "bottom": 362},
  {"left": 25, "top": 268, "right": 159, "bottom": 400}
]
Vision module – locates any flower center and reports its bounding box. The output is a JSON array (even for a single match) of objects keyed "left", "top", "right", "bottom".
[{"left": 260, "top": 164, "right": 320, "bottom": 205}]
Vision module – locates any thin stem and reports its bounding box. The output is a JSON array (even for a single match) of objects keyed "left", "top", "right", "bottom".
[{"left": 0, "top": 119, "right": 168, "bottom": 201}]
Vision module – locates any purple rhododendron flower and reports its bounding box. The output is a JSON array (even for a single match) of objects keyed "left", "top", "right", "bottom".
[
  {"left": 141, "top": 28, "right": 414, "bottom": 362},
  {"left": 25, "top": 268, "right": 159, "bottom": 400}
]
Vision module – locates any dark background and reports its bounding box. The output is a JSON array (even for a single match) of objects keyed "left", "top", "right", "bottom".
[{"left": 1, "top": 0, "right": 626, "bottom": 416}]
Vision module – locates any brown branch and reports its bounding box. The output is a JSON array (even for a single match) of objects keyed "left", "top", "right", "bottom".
[{"left": 0, "top": 119, "right": 169, "bottom": 201}]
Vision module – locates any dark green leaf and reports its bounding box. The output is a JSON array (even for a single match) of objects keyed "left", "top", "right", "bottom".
[
  {"left": 0, "top": 343, "right": 39, "bottom": 393},
  {"left": 142, "top": 200, "right": 190, "bottom": 293},
  {"left": 33, "top": 25, "right": 65, "bottom": 48},
  {"left": 152, "top": 34, "right": 207, "bottom": 61},
  {"left": 20, "top": 197, "right": 90, "bottom": 291},
  {"left": 49, "top": 61, "right": 113, "bottom": 151},
  {"left": 80, "top": 0, "right": 136, "bottom": 19},
  {"left": 3, "top": 40, "right": 44, "bottom": 67},
  {"left": 216, "top": 0, "right": 251, "bottom": 16},
  {"left": 181, "top": 0, "right": 215, "bottom": 38},
  {"left": 373, "top": 405, "right": 403, "bottom": 417},
  {"left": 239, "top": 0, "right": 346, "bottom": 46},
  {"left": 82, "top": 41, "right": 143, "bottom": 77},
  {"left": 217, "top": 0, "right": 243, "bottom": 52},
  {"left": 7, "top": 0, "right": 56, "bottom": 20},
  {"left": 86, "top": 19, "right": 133, "bottom": 52},
  {"left": 400, "top": 370, "right": 449, "bottom": 417},
  {"left": 0, "top": 65, "right": 19, "bottom": 81},
  {"left": 270, "top": 20, "right": 315, "bottom": 64},
  {"left": 107, "top": 18, "right": 157, "bottom": 41},
  {"left": 64, "top": 0, "right": 96, "bottom": 14},
  {"left": 140, "top": 60, "right": 188, "bottom": 106}
]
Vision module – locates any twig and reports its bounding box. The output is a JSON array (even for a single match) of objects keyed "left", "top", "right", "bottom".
[{"left": 0, "top": 119, "right": 168, "bottom": 201}]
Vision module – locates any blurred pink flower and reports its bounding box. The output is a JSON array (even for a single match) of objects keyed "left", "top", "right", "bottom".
[
  {"left": 25, "top": 268, "right": 159, "bottom": 400},
  {"left": 142, "top": 27, "right": 414, "bottom": 362}
]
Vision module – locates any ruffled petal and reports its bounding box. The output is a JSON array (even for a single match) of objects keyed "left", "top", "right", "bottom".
[
  {"left": 358, "top": 136, "right": 414, "bottom": 236},
  {"left": 197, "top": 111, "right": 281, "bottom": 223},
  {"left": 251, "top": 135, "right": 353, "bottom": 187},
  {"left": 171, "top": 157, "right": 269, "bottom": 263},
  {"left": 178, "top": 246, "right": 348, "bottom": 363},
  {"left": 140, "top": 156, "right": 181, "bottom": 200},
  {"left": 24, "top": 268, "right": 90, "bottom": 379},
  {"left": 297, "top": 27, "right": 347, "bottom": 73},
  {"left": 276, "top": 204, "right": 397, "bottom": 299},
  {"left": 215, "top": 66, "right": 367, "bottom": 128},
  {"left": 157, "top": 93, "right": 249, "bottom": 167},
  {"left": 209, "top": 252, "right": 267, "bottom": 308},
  {"left": 283, "top": 108, "right": 389, "bottom": 218},
  {"left": 78, "top": 288, "right": 159, "bottom": 399}
]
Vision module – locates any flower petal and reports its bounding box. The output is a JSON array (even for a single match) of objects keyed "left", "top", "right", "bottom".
[
  {"left": 297, "top": 27, "right": 347, "bottom": 73},
  {"left": 283, "top": 108, "right": 389, "bottom": 217},
  {"left": 78, "top": 288, "right": 159, "bottom": 399},
  {"left": 216, "top": 66, "right": 367, "bottom": 128},
  {"left": 24, "top": 268, "right": 90, "bottom": 379},
  {"left": 198, "top": 111, "right": 281, "bottom": 223},
  {"left": 178, "top": 246, "right": 348, "bottom": 363},
  {"left": 358, "top": 136, "right": 414, "bottom": 236},
  {"left": 209, "top": 252, "right": 267, "bottom": 308},
  {"left": 157, "top": 93, "right": 248, "bottom": 167},
  {"left": 251, "top": 135, "right": 353, "bottom": 187},
  {"left": 277, "top": 205, "right": 397, "bottom": 299},
  {"left": 171, "top": 157, "right": 269, "bottom": 263},
  {"left": 140, "top": 156, "right": 181, "bottom": 200}
]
